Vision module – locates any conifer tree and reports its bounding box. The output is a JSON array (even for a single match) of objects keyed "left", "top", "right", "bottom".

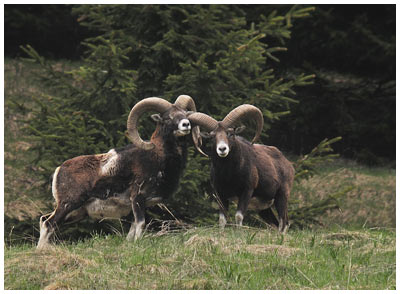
[{"left": 21, "top": 4, "right": 343, "bottom": 234}]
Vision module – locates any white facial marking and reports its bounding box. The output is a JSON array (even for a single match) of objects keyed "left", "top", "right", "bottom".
[
  {"left": 179, "top": 118, "right": 191, "bottom": 132},
  {"left": 216, "top": 141, "right": 230, "bottom": 157},
  {"left": 101, "top": 149, "right": 119, "bottom": 176},
  {"left": 176, "top": 118, "right": 191, "bottom": 136}
]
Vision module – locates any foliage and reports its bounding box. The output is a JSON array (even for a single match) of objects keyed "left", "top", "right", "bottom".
[
  {"left": 269, "top": 5, "right": 396, "bottom": 163},
  {"left": 289, "top": 185, "right": 354, "bottom": 229},
  {"left": 5, "top": 4, "right": 395, "bottom": 162},
  {"left": 19, "top": 4, "right": 320, "bottom": 230},
  {"left": 4, "top": 4, "right": 395, "bottom": 246},
  {"left": 285, "top": 5, "right": 395, "bottom": 79},
  {"left": 293, "top": 136, "right": 342, "bottom": 181},
  {"left": 4, "top": 4, "right": 87, "bottom": 59},
  {"left": 20, "top": 40, "right": 136, "bottom": 175}
]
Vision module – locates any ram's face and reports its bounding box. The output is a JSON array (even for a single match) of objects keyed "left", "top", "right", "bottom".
[
  {"left": 206, "top": 125, "right": 245, "bottom": 158},
  {"left": 214, "top": 128, "right": 231, "bottom": 157},
  {"left": 203, "top": 125, "right": 233, "bottom": 158},
  {"left": 154, "top": 106, "right": 192, "bottom": 137}
]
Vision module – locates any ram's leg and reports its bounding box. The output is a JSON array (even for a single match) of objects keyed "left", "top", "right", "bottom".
[
  {"left": 127, "top": 195, "right": 146, "bottom": 241},
  {"left": 258, "top": 207, "right": 279, "bottom": 229},
  {"left": 235, "top": 188, "right": 254, "bottom": 226},
  {"left": 37, "top": 200, "right": 82, "bottom": 250},
  {"left": 218, "top": 198, "right": 229, "bottom": 229},
  {"left": 37, "top": 213, "right": 54, "bottom": 250},
  {"left": 275, "top": 184, "right": 290, "bottom": 234},
  {"left": 127, "top": 182, "right": 146, "bottom": 241}
]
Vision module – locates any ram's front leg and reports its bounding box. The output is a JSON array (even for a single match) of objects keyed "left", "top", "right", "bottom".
[
  {"left": 127, "top": 182, "right": 146, "bottom": 241},
  {"left": 235, "top": 188, "right": 254, "bottom": 226},
  {"left": 218, "top": 197, "right": 229, "bottom": 229}
]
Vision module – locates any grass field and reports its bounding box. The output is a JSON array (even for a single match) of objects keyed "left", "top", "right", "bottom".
[
  {"left": 4, "top": 226, "right": 395, "bottom": 290},
  {"left": 292, "top": 159, "right": 396, "bottom": 229},
  {"left": 4, "top": 59, "right": 396, "bottom": 290}
]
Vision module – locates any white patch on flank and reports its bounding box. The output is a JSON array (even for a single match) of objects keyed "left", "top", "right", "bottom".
[
  {"left": 216, "top": 141, "right": 230, "bottom": 157},
  {"left": 101, "top": 149, "right": 119, "bottom": 176},
  {"left": 52, "top": 166, "right": 61, "bottom": 201},
  {"left": 84, "top": 193, "right": 132, "bottom": 220}
]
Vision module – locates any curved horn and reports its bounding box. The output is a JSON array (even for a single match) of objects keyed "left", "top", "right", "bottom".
[
  {"left": 127, "top": 97, "right": 172, "bottom": 150},
  {"left": 221, "top": 104, "right": 264, "bottom": 144},
  {"left": 188, "top": 112, "right": 219, "bottom": 132},
  {"left": 188, "top": 112, "right": 219, "bottom": 157},
  {"left": 174, "top": 94, "right": 196, "bottom": 111},
  {"left": 175, "top": 95, "right": 207, "bottom": 157}
]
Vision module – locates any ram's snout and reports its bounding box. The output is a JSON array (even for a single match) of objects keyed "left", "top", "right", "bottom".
[
  {"left": 175, "top": 118, "right": 191, "bottom": 136},
  {"left": 216, "top": 141, "right": 230, "bottom": 157},
  {"left": 215, "top": 130, "right": 230, "bottom": 157}
]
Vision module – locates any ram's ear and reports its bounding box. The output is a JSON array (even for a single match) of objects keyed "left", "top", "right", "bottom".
[
  {"left": 234, "top": 125, "right": 246, "bottom": 134},
  {"left": 151, "top": 114, "right": 163, "bottom": 123}
]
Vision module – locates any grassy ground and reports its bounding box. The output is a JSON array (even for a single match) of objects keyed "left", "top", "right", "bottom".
[
  {"left": 4, "top": 226, "right": 395, "bottom": 290},
  {"left": 292, "top": 159, "right": 396, "bottom": 228}
]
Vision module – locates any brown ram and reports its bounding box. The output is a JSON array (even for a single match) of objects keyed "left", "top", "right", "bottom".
[
  {"left": 188, "top": 104, "right": 294, "bottom": 233},
  {"left": 37, "top": 95, "right": 201, "bottom": 249}
]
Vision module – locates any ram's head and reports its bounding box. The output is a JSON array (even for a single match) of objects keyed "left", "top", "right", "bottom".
[
  {"left": 127, "top": 95, "right": 203, "bottom": 152},
  {"left": 188, "top": 104, "right": 263, "bottom": 158}
]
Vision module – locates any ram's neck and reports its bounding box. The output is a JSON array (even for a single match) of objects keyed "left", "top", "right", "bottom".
[{"left": 150, "top": 128, "right": 188, "bottom": 198}]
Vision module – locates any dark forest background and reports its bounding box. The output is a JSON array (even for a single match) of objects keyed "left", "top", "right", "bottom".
[{"left": 5, "top": 4, "right": 395, "bottom": 165}]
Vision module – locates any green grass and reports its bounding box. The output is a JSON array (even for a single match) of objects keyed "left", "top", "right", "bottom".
[
  {"left": 291, "top": 158, "right": 396, "bottom": 228},
  {"left": 4, "top": 226, "right": 395, "bottom": 290}
]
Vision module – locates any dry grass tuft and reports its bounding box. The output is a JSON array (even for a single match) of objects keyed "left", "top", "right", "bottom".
[
  {"left": 6, "top": 246, "right": 96, "bottom": 278},
  {"left": 323, "top": 231, "right": 371, "bottom": 241},
  {"left": 184, "top": 234, "right": 220, "bottom": 247},
  {"left": 245, "top": 244, "right": 300, "bottom": 257},
  {"left": 44, "top": 281, "right": 72, "bottom": 290}
]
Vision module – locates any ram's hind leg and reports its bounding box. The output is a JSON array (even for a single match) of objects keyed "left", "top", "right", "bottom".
[
  {"left": 127, "top": 182, "right": 146, "bottom": 241},
  {"left": 37, "top": 206, "right": 67, "bottom": 250},
  {"left": 258, "top": 207, "right": 279, "bottom": 229},
  {"left": 127, "top": 196, "right": 146, "bottom": 241},
  {"left": 37, "top": 199, "right": 86, "bottom": 250},
  {"left": 37, "top": 212, "right": 55, "bottom": 250},
  {"left": 274, "top": 184, "right": 290, "bottom": 234}
]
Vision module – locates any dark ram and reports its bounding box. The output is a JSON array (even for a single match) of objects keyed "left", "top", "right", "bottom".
[
  {"left": 188, "top": 105, "right": 294, "bottom": 233},
  {"left": 37, "top": 95, "right": 201, "bottom": 249}
]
